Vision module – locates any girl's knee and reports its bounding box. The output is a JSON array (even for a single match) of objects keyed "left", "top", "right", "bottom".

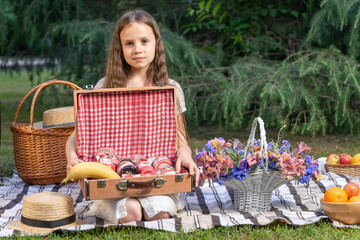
[
  {"left": 143, "top": 210, "right": 171, "bottom": 221},
  {"left": 118, "top": 198, "right": 142, "bottom": 223}
]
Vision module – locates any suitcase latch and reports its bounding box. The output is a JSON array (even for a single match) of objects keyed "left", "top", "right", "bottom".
[
  {"left": 97, "top": 180, "right": 107, "bottom": 188},
  {"left": 155, "top": 177, "right": 166, "bottom": 188},
  {"left": 175, "top": 174, "right": 184, "bottom": 182}
]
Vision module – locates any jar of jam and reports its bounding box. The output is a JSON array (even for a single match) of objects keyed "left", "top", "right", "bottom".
[
  {"left": 157, "top": 166, "right": 176, "bottom": 175},
  {"left": 95, "top": 148, "right": 118, "bottom": 171},
  {"left": 136, "top": 159, "right": 156, "bottom": 175},
  {"left": 152, "top": 156, "right": 173, "bottom": 171},
  {"left": 116, "top": 158, "right": 137, "bottom": 175},
  {"left": 180, "top": 167, "right": 189, "bottom": 173}
]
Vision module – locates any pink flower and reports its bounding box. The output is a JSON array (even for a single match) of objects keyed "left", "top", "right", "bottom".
[
  {"left": 293, "top": 141, "right": 311, "bottom": 156},
  {"left": 278, "top": 153, "right": 306, "bottom": 178},
  {"left": 231, "top": 139, "right": 243, "bottom": 149},
  {"left": 208, "top": 138, "right": 230, "bottom": 150},
  {"left": 246, "top": 152, "right": 259, "bottom": 166},
  {"left": 312, "top": 169, "right": 322, "bottom": 182}
]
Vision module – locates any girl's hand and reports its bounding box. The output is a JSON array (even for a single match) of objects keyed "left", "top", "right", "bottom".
[
  {"left": 66, "top": 131, "right": 84, "bottom": 175},
  {"left": 66, "top": 157, "right": 84, "bottom": 175},
  {"left": 175, "top": 145, "right": 200, "bottom": 185}
]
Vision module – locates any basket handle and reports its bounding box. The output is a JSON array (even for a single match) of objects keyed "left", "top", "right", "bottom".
[
  {"left": 244, "top": 117, "right": 269, "bottom": 172},
  {"left": 13, "top": 79, "right": 82, "bottom": 127}
]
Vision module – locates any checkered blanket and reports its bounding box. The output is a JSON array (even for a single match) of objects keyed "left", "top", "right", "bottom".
[{"left": 0, "top": 171, "right": 358, "bottom": 237}]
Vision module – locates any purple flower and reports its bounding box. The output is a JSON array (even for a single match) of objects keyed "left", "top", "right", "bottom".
[
  {"left": 269, "top": 161, "right": 279, "bottom": 169},
  {"left": 231, "top": 167, "right": 241, "bottom": 179},
  {"left": 299, "top": 175, "right": 311, "bottom": 183},
  {"left": 237, "top": 171, "right": 248, "bottom": 180},
  {"left": 206, "top": 143, "right": 215, "bottom": 154},
  {"left": 259, "top": 157, "right": 264, "bottom": 167},
  {"left": 280, "top": 140, "right": 291, "bottom": 154},
  {"left": 305, "top": 155, "right": 313, "bottom": 165},
  {"left": 236, "top": 148, "right": 245, "bottom": 156},
  {"left": 221, "top": 172, "right": 231, "bottom": 180},
  {"left": 216, "top": 177, "right": 224, "bottom": 185}
]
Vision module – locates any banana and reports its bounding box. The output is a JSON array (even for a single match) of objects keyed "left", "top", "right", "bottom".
[{"left": 62, "top": 162, "right": 120, "bottom": 184}]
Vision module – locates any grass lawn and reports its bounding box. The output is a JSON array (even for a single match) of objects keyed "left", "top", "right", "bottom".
[{"left": 1, "top": 71, "right": 360, "bottom": 239}]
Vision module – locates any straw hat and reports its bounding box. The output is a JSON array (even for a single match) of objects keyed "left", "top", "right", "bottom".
[
  {"left": 8, "top": 192, "right": 85, "bottom": 235},
  {"left": 33, "top": 106, "right": 75, "bottom": 129}
]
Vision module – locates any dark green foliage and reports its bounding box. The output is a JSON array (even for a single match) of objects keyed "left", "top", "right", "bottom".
[
  {"left": 162, "top": 27, "right": 217, "bottom": 77},
  {"left": 184, "top": 0, "right": 311, "bottom": 64},
  {"left": 3, "top": 0, "right": 360, "bottom": 135},
  {"left": 306, "top": 0, "right": 360, "bottom": 59},
  {"left": 183, "top": 48, "right": 360, "bottom": 136}
]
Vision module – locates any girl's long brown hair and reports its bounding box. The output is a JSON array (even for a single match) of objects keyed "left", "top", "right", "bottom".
[{"left": 104, "top": 9, "right": 168, "bottom": 88}]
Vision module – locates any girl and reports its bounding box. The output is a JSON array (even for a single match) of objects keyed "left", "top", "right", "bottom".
[{"left": 66, "top": 9, "right": 199, "bottom": 223}]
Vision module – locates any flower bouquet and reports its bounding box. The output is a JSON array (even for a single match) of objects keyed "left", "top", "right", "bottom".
[{"left": 195, "top": 117, "right": 322, "bottom": 211}]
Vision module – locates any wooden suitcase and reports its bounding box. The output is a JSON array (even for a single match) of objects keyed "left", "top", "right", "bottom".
[{"left": 74, "top": 86, "right": 195, "bottom": 200}]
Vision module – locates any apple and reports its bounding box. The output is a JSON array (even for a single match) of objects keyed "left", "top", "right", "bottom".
[
  {"left": 326, "top": 154, "right": 339, "bottom": 164},
  {"left": 344, "top": 182, "right": 360, "bottom": 198},
  {"left": 339, "top": 153, "right": 352, "bottom": 164}
]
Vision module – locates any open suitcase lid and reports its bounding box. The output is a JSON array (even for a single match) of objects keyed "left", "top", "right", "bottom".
[{"left": 74, "top": 87, "right": 178, "bottom": 162}]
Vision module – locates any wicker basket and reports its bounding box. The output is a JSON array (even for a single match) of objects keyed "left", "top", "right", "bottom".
[
  {"left": 10, "top": 80, "right": 82, "bottom": 185},
  {"left": 224, "top": 117, "right": 287, "bottom": 212},
  {"left": 321, "top": 199, "right": 360, "bottom": 225},
  {"left": 325, "top": 164, "right": 360, "bottom": 177}
]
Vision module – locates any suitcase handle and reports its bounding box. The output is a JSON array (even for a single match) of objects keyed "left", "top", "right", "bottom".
[{"left": 116, "top": 177, "right": 166, "bottom": 190}]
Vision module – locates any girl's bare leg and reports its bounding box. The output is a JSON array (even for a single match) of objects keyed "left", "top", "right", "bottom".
[
  {"left": 118, "top": 198, "right": 142, "bottom": 223},
  {"left": 143, "top": 210, "right": 170, "bottom": 221}
]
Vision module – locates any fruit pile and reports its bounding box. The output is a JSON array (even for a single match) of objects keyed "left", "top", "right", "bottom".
[
  {"left": 326, "top": 153, "right": 360, "bottom": 164},
  {"left": 324, "top": 182, "right": 360, "bottom": 203}
]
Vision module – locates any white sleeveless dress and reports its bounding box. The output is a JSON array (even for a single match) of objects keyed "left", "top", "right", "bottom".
[{"left": 90, "top": 78, "right": 187, "bottom": 222}]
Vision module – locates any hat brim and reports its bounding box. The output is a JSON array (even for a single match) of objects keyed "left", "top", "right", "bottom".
[
  {"left": 33, "top": 121, "right": 75, "bottom": 129},
  {"left": 8, "top": 218, "right": 86, "bottom": 235}
]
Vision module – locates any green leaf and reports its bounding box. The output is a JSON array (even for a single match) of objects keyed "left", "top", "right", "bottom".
[
  {"left": 269, "top": 9, "right": 277, "bottom": 18},
  {"left": 261, "top": 9, "right": 268, "bottom": 16},
  {"left": 212, "top": 3, "right": 221, "bottom": 16},
  {"left": 188, "top": 8, "right": 194, "bottom": 16},
  {"left": 219, "top": 11, "right": 226, "bottom": 22},
  {"left": 290, "top": 10, "right": 299, "bottom": 18},
  {"left": 198, "top": 14, "right": 210, "bottom": 22},
  {"left": 199, "top": 0, "right": 205, "bottom": 10},
  {"left": 196, "top": 12, "right": 206, "bottom": 21},
  {"left": 205, "top": 0, "right": 213, "bottom": 13}
]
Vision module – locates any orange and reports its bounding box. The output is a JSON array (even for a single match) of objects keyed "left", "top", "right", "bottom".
[
  {"left": 324, "top": 187, "right": 348, "bottom": 202},
  {"left": 348, "top": 196, "right": 360, "bottom": 202}
]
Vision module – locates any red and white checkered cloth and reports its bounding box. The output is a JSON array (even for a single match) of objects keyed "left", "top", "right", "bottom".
[{"left": 76, "top": 88, "right": 177, "bottom": 162}]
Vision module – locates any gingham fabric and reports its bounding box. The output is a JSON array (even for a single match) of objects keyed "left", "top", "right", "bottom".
[
  {"left": 76, "top": 88, "right": 177, "bottom": 162},
  {"left": 1, "top": 171, "right": 360, "bottom": 237}
]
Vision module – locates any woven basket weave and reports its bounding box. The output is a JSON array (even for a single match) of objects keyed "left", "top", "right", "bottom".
[
  {"left": 325, "top": 164, "right": 360, "bottom": 177},
  {"left": 10, "top": 80, "right": 82, "bottom": 185},
  {"left": 224, "top": 117, "right": 287, "bottom": 212}
]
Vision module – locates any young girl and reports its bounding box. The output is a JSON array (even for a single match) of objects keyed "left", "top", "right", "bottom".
[{"left": 66, "top": 9, "right": 199, "bottom": 223}]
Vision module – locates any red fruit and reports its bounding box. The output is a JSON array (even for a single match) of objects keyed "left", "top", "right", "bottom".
[
  {"left": 339, "top": 153, "right": 352, "bottom": 164},
  {"left": 344, "top": 182, "right": 360, "bottom": 198}
]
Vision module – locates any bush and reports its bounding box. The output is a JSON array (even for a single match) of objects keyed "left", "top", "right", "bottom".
[{"left": 182, "top": 48, "right": 360, "bottom": 136}]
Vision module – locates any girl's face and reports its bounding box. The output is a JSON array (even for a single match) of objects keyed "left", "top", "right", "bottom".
[{"left": 120, "top": 22, "right": 156, "bottom": 73}]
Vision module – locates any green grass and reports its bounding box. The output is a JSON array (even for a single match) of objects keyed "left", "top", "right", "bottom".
[{"left": 1, "top": 71, "right": 360, "bottom": 239}]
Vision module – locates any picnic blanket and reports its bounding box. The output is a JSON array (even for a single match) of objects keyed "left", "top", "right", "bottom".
[{"left": 1, "top": 171, "right": 359, "bottom": 237}]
